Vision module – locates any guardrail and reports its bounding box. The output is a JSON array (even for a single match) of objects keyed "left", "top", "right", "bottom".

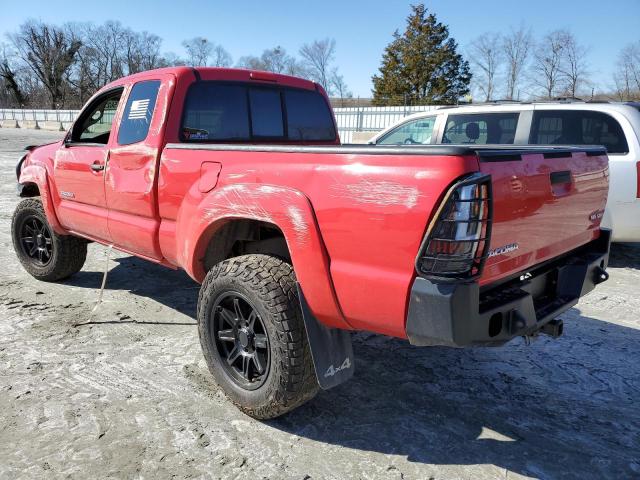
[{"left": 0, "top": 105, "right": 438, "bottom": 142}]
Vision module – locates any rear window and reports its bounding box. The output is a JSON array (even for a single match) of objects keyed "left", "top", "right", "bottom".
[
  {"left": 442, "top": 113, "right": 519, "bottom": 144},
  {"left": 530, "top": 110, "right": 629, "bottom": 154},
  {"left": 285, "top": 89, "right": 337, "bottom": 141},
  {"left": 182, "top": 84, "right": 249, "bottom": 141},
  {"left": 249, "top": 88, "right": 284, "bottom": 138},
  {"left": 181, "top": 81, "right": 336, "bottom": 142}
]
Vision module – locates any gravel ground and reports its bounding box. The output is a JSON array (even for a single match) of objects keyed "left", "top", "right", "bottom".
[{"left": 0, "top": 128, "right": 639, "bottom": 480}]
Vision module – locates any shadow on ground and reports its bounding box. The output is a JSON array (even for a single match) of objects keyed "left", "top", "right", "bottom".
[
  {"left": 608, "top": 242, "right": 640, "bottom": 269},
  {"left": 62, "top": 255, "right": 199, "bottom": 319},
  {"left": 63, "top": 248, "right": 640, "bottom": 478},
  {"left": 271, "top": 311, "right": 640, "bottom": 478}
]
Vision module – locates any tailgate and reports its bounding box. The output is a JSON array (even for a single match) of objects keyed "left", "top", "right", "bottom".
[{"left": 478, "top": 147, "right": 609, "bottom": 286}]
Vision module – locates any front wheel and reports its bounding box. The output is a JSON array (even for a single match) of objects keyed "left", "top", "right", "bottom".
[
  {"left": 11, "top": 198, "right": 87, "bottom": 282},
  {"left": 197, "top": 254, "right": 318, "bottom": 419}
]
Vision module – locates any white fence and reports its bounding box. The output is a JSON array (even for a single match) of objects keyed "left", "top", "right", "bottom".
[
  {"left": 0, "top": 106, "right": 438, "bottom": 142},
  {"left": 0, "top": 109, "right": 78, "bottom": 123},
  {"left": 333, "top": 105, "right": 437, "bottom": 142}
]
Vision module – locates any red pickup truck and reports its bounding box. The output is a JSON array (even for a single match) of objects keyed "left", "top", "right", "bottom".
[{"left": 12, "top": 67, "right": 611, "bottom": 419}]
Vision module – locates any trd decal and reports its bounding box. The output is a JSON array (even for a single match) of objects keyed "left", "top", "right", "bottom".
[{"left": 60, "top": 191, "right": 75, "bottom": 199}]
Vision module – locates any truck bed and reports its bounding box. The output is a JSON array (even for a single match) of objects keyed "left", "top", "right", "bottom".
[{"left": 160, "top": 142, "right": 609, "bottom": 338}]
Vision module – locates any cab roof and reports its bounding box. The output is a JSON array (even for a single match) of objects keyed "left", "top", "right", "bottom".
[{"left": 101, "top": 66, "right": 319, "bottom": 92}]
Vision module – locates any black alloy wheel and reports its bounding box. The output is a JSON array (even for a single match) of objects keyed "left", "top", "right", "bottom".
[
  {"left": 19, "top": 215, "right": 53, "bottom": 266},
  {"left": 211, "top": 291, "right": 270, "bottom": 390}
]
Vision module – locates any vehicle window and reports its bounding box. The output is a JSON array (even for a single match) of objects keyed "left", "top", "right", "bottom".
[
  {"left": 377, "top": 117, "right": 436, "bottom": 145},
  {"left": 182, "top": 83, "right": 250, "bottom": 141},
  {"left": 442, "top": 113, "right": 519, "bottom": 144},
  {"left": 72, "top": 90, "right": 123, "bottom": 144},
  {"left": 285, "top": 89, "right": 336, "bottom": 141},
  {"left": 118, "top": 80, "right": 161, "bottom": 145},
  {"left": 249, "top": 88, "right": 284, "bottom": 138},
  {"left": 530, "top": 110, "right": 629, "bottom": 154},
  {"left": 181, "top": 81, "right": 336, "bottom": 142}
]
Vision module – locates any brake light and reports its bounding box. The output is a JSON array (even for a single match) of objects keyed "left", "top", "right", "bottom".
[
  {"left": 250, "top": 71, "right": 278, "bottom": 82},
  {"left": 636, "top": 161, "right": 640, "bottom": 198},
  {"left": 416, "top": 173, "right": 492, "bottom": 280}
]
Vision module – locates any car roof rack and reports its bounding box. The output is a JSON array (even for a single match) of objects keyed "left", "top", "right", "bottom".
[{"left": 431, "top": 99, "right": 637, "bottom": 110}]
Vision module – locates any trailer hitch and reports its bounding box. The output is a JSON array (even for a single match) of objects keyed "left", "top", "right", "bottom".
[
  {"left": 540, "top": 318, "right": 564, "bottom": 338},
  {"left": 593, "top": 266, "right": 609, "bottom": 285}
]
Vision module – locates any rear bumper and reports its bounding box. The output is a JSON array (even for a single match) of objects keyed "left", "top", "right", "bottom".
[{"left": 406, "top": 229, "right": 611, "bottom": 347}]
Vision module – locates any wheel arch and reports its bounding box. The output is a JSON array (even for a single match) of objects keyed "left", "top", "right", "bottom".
[
  {"left": 177, "top": 183, "right": 349, "bottom": 330},
  {"left": 18, "top": 164, "right": 67, "bottom": 235}
]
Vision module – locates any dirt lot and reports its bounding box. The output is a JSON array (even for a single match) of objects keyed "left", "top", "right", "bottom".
[{"left": 0, "top": 128, "right": 639, "bottom": 480}]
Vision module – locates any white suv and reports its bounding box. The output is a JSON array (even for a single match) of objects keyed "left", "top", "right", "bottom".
[{"left": 370, "top": 102, "right": 640, "bottom": 242}]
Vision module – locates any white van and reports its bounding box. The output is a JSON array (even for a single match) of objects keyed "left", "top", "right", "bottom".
[{"left": 369, "top": 102, "right": 640, "bottom": 242}]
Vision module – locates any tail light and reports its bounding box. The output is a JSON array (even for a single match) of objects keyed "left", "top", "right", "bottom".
[
  {"left": 416, "top": 173, "right": 492, "bottom": 280},
  {"left": 636, "top": 161, "right": 640, "bottom": 198}
]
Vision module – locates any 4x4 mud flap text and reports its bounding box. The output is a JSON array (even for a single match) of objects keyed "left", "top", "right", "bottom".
[{"left": 297, "top": 284, "right": 354, "bottom": 389}]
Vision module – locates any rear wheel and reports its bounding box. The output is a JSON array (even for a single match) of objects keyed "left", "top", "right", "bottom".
[
  {"left": 197, "top": 254, "right": 318, "bottom": 419},
  {"left": 11, "top": 198, "right": 87, "bottom": 281}
]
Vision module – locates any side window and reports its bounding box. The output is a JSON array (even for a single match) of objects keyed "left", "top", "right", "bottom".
[
  {"left": 530, "top": 110, "right": 629, "bottom": 154},
  {"left": 249, "top": 88, "right": 284, "bottom": 138},
  {"left": 442, "top": 113, "right": 519, "bottom": 145},
  {"left": 72, "top": 90, "right": 123, "bottom": 144},
  {"left": 118, "top": 80, "right": 161, "bottom": 145},
  {"left": 181, "top": 83, "right": 250, "bottom": 141},
  {"left": 377, "top": 117, "right": 436, "bottom": 145}
]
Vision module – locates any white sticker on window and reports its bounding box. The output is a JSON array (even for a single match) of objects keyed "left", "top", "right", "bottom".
[{"left": 128, "top": 99, "right": 150, "bottom": 120}]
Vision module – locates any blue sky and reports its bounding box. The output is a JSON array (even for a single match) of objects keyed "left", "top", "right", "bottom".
[{"left": 1, "top": 0, "right": 638, "bottom": 97}]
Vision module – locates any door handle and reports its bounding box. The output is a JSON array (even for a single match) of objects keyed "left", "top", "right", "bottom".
[{"left": 90, "top": 163, "right": 105, "bottom": 172}]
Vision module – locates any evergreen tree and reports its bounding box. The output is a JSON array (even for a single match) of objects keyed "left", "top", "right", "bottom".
[{"left": 372, "top": 4, "right": 471, "bottom": 105}]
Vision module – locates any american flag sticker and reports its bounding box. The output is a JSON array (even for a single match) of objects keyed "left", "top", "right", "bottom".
[{"left": 128, "top": 99, "right": 150, "bottom": 120}]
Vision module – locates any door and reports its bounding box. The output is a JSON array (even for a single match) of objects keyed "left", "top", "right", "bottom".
[
  {"left": 54, "top": 88, "right": 124, "bottom": 240},
  {"left": 105, "top": 77, "right": 170, "bottom": 260}
]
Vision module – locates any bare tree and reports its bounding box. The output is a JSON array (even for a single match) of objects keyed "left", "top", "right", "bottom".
[
  {"left": 0, "top": 44, "right": 27, "bottom": 106},
  {"left": 614, "top": 41, "right": 640, "bottom": 100},
  {"left": 469, "top": 33, "right": 503, "bottom": 101},
  {"left": 502, "top": 25, "right": 532, "bottom": 100},
  {"left": 557, "top": 30, "right": 590, "bottom": 97},
  {"left": 237, "top": 47, "right": 307, "bottom": 77},
  {"left": 300, "top": 38, "right": 336, "bottom": 91},
  {"left": 531, "top": 30, "right": 565, "bottom": 99},
  {"left": 161, "top": 52, "right": 186, "bottom": 67},
  {"left": 260, "top": 46, "right": 290, "bottom": 73},
  {"left": 0, "top": 61, "right": 26, "bottom": 106},
  {"left": 237, "top": 55, "right": 265, "bottom": 70},
  {"left": 182, "top": 37, "right": 213, "bottom": 66},
  {"left": 73, "top": 21, "right": 127, "bottom": 93},
  {"left": 123, "top": 31, "right": 163, "bottom": 73},
  {"left": 330, "top": 70, "right": 352, "bottom": 106},
  {"left": 10, "top": 20, "right": 81, "bottom": 108},
  {"left": 211, "top": 45, "right": 232, "bottom": 67}
]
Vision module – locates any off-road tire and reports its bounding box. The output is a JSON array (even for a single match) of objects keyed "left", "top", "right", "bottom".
[
  {"left": 11, "top": 198, "right": 87, "bottom": 282},
  {"left": 197, "top": 254, "right": 319, "bottom": 419}
]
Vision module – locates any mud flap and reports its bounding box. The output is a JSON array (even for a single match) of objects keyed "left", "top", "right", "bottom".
[{"left": 297, "top": 284, "right": 354, "bottom": 390}]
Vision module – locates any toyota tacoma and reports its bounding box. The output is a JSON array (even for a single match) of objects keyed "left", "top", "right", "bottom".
[{"left": 12, "top": 67, "right": 611, "bottom": 418}]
